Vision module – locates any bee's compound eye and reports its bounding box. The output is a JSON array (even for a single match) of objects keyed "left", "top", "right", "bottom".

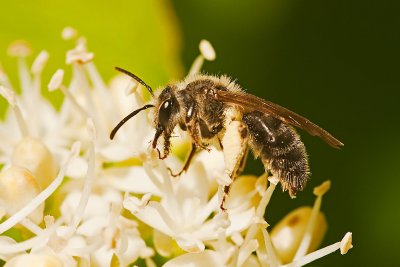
[{"left": 159, "top": 100, "right": 173, "bottom": 126}]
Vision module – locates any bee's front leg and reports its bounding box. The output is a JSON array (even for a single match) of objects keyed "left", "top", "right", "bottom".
[{"left": 167, "top": 143, "right": 197, "bottom": 177}]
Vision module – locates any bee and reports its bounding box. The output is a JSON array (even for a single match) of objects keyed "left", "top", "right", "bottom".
[{"left": 110, "top": 67, "right": 343, "bottom": 209}]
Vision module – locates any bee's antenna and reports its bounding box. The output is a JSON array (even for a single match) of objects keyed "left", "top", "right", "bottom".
[
  {"left": 110, "top": 104, "right": 155, "bottom": 140},
  {"left": 115, "top": 67, "right": 155, "bottom": 97}
]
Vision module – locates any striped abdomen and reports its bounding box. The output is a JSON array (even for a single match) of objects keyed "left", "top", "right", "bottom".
[{"left": 243, "top": 111, "right": 309, "bottom": 197}]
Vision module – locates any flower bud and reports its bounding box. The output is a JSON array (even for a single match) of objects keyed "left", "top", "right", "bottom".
[
  {"left": 4, "top": 253, "right": 63, "bottom": 267},
  {"left": 270, "top": 206, "right": 327, "bottom": 264},
  {"left": 0, "top": 166, "right": 44, "bottom": 224},
  {"left": 12, "top": 137, "right": 58, "bottom": 189}
]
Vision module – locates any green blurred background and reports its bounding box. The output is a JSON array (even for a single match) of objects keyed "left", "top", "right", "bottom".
[{"left": 1, "top": 0, "right": 399, "bottom": 266}]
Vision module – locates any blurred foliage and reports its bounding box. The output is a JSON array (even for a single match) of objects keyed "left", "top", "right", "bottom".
[
  {"left": 0, "top": 0, "right": 183, "bottom": 111},
  {"left": 0, "top": 0, "right": 399, "bottom": 266}
]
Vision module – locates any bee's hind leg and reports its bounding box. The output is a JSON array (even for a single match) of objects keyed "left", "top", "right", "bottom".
[{"left": 219, "top": 118, "right": 249, "bottom": 210}]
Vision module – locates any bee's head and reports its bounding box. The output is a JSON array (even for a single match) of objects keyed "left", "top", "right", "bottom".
[{"left": 152, "top": 86, "right": 180, "bottom": 149}]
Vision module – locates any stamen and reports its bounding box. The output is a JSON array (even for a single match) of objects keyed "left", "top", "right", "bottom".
[
  {"left": 0, "top": 142, "right": 80, "bottom": 234},
  {"left": 340, "top": 232, "right": 353, "bottom": 254},
  {"left": 31, "top": 50, "right": 49, "bottom": 75},
  {"left": 187, "top": 39, "right": 216, "bottom": 76},
  {"left": 62, "top": 27, "right": 78, "bottom": 40},
  {"left": 7, "top": 40, "right": 32, "bottom": 58},
  {"left": 85, "top": 62, "right": 115, "bottom": 123},
  {"left": 48, "top": 70, "right": 89, "bottom": 119},
  {"left": 187, "top": 55, "right": 204, "bottom": 77},
  {"left": 20, "top": 218, "right": 43, "bottom": 235},
  {"left": 0, "top": 86, "right": 29, "bottom": 137},
  {"left": 237, "top": 239, "right": 258, "bottom": 266},
  {"left": 199, "top": 40, "right": 216, "bottom": 61},
  {"left": 148, "top": 201, "right": 180, "bottom": 234},
  {"left": 70, "top": 120, "right": 96, "bottom": 230},
  {"left": 72, "top": 64, "right": 104, "bottom": 135},
  {"left": 256, "top": 176, "right": 278, "bottom": 217},
  {"left": 261, "top": 227, "right": 280, "bottom": 267},
  {"left": 282, "top": 232, "right": 352, "bottom": 267},
  {"left": 0, "top": 235, "right": 45, "bottom": 254},
  {"left": 123, "top": 193, "right": 152, "bottom": 213},
  {"left": 17, "top": 58, "right": 33, "bottom": 100},
  {"left": 294, "top": 180, "right": 330, "bottom": 260},
  {"left": 66, "top": 48, "right": 94, "bottom": 65},
  {"left": 60, "top": 85, "right": 89, "bottom": 119},
  {"left": 48, "top": 69, "right": 64, "bottom": 91},
  {"left": 0, "top": 62, "right": 14, "bottom": 90}
]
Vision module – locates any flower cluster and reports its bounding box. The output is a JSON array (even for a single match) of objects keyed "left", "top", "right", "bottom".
[{"left": 0, "top": 28, "right": 352, "bottom": 266}]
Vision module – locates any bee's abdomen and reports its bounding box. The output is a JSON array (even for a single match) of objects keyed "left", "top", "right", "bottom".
[{"left": 242, "top": 111, "right": 309, "bottom": 197}]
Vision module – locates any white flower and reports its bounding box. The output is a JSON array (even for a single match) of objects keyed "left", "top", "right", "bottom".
[{"left": 0, "top": 27, "right": 352, "bottom": 267}]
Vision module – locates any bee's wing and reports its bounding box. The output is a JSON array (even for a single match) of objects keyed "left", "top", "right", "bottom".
[{"left": 215, "top": 90, "right": 343, "bottom": 148}]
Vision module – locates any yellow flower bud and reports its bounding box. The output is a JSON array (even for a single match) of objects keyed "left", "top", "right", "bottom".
[
  {"left": 0, "top": 166, "right": 44, "bottom": 224},
  {"left": 270, "top": 206, "right": 327, "bottom": 264},
  {"left": 4, "top": 253, "right": 63, "bottom": 267},
  {"left": 12, "top": 137, "right": 58, "bottom": 189}
]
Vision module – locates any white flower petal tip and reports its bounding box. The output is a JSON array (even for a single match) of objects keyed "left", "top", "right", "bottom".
[
  {"left": 31, "top": 50, "right": 49, "bottom": 75},
  {"left": 4, "top": 253, "right": 63, "bottom": 267},
  {"left": 313, "top": 180, "right": 331, "bottom": 197},
  {"left": 340, "top": 232, "right": 353, "bottom": 255},
  {"left": 48, "top": 69, "right": 64, "bottom": 91},
  {"left": 0, "top": 86, "right": 17, "bottom": 107},
  {"left": 62, "top": 27, "right": 78, "bottom": 40},
  {"left": 252, "top": 216, "right": 269, "bottom": 227},
  {"left": 139, "top": 246, "right": 155, "bottom": 258},
  {"left": 213, "top": 211, "right": 231, "bottom": 230},
  {"left": 7, "top": 40, "right": 32, "bottom": 57},
  {"left": 199, "top": 40, "right": 216, "bottom": 61},
  {"left": 231, "top": 231, "right": 244, "bottom": 246},
  {"left": 268, "top": 176, "right": 279, "bottom": 186},
  {"left": 70, "top": 142, "right": 81, "bottom": 159},
  {"left": 66, "top": 48, "right": 94, "bottom": 65},
  {"left": 123, "top": 194, "right": 151, "bottom": 214},
  {"left": 176, "top": 238, "right": 205, "bottom": 253}
]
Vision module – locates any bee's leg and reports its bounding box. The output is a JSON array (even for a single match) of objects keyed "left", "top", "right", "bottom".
[
  {"left": 187, "top": 121, "right": 210, "bottom": 151},
  {"left": 156, "top": 131, "right": 171, "bottom": 160},
  {"left": 167, "top": 143, "right": 197, "bottom": 177},
  {"left": 220, "top": 119, "right": 249, "bottom": 210}
]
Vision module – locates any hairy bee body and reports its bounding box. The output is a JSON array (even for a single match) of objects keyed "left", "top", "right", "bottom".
[
  {"left": 111, "top": 68, "right": 342, "bottom": 206},
  {"left": 152, "top": 75, "right": 309, "bottom": 197},
  {"left": 243, "top": 111, "right": 309, "bottom": 196}
]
